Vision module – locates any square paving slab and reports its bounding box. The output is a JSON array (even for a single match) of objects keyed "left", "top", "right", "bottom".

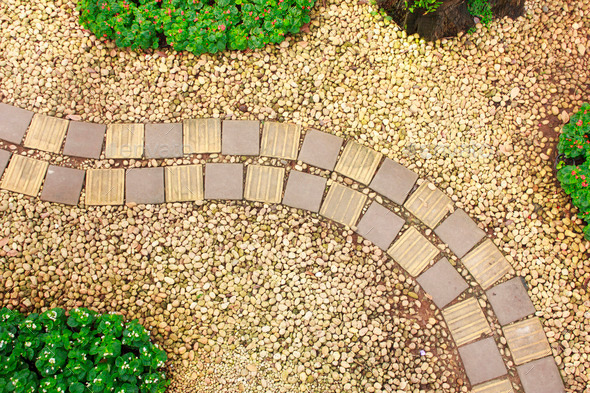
[
  {"left": 85, "top": 169, "right": 125, "bottom": 206},
  {"left": 516, "top": 357, "right": 565, "bottom": 393},
  {"left": 462, "top": 239, "right": 512, "bottom": 289},
  {"left": 404, "top": 181, "right": 452, "bottom": 228},
  {"left": 165, "top": 165, "right": 203, "bottom": 202},
  {"left": 0, "top": 103, "right": 34, "bottom": 144},
  {"left": 23, "top": 114, "right": 69, "bottom": 153},
  {"left": 222, "top": 120, "right": 260, "bottom": 156},
  {"left": 126, "top": 168, "right": 165, "bottom": 204},
  {"left": 471, "top": 378, "right": 514, "bottom": 393},
  {"left": 145, "top": 123, "right": 183, "bottom": 158},
  {"left": 486, "top": 277, "right": 536, "bottom": 326},
  {"left": 183, "top": 118, "right": 221, "bottom": 154},
  {"left": 417, "top": 257, "right": 469, "bottom": 309},
  {"left": 320, "top": 183, "right": 367, "bottom": 227},
  {"left": 503, "top": 317, "right": 551, "bottom": 365},
  {"left": 458, "top": 337, "right": 507, "bottom": 386},
  {"left": 0, "top": 150, "right": 11, "bottom": 177},
  {"left": 261, "top": 122, "right": 301, "bottom": 160},
  {"left": 204, "top": 163, "right": 243, "bottom": 200},
  {"left": 282, "top": 171, "right": 326, "bottom": 213},
  {"left": 244, "top": 165, "right": 285, "bottom": 204},
  {"left": 355, "top": 202, "right": 404, "bottom": 250},
  {"left": 40, "top": 166, "right": 85, "bottom": 205},
  {"left": 63, "top": 121, "right": 106, "bottom": 159},
  {"left": 387, "top": 227, "right": 439, "bottom": 277},
  {"left": 297, "top": 129, "right": 343, "bottom": 171},
  {"left": 443, "top": 297, "right": 492, "bottom": 347},
  {"left": 334, "top": 141, "right": 382, "bottom": 185},
  {"left": 435, "top": 209, "right": 486, "bottom": 258},
  {"left": 1, "top": 155, "right": 48, "bottom": 196},
  {"left": 369, "top": 158, "right": 418, "bottom": 205},
  {"left": 105, "top": 124, "right": 144, "bottom": 159}
]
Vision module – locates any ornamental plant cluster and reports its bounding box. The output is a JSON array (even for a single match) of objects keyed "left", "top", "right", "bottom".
[
  {"left": 0, "top": 307, "right": 169, "bottom": 393},
  {"left": 77, "top": 0, "right": 315, "bottom": 55},
  {"left": 557, "top": 103, "right": 590, "bottom": 239}
]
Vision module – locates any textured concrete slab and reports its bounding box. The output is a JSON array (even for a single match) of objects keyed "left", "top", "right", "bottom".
[
  {"left": 320, "top": 183, "right": 367, "bottom": 227},
  {"left": 443, "top": 297, "right": 492, "bottom": 347},
  {"left": 85, "top": 169, "right": 125, "bottom": 205},
  {"left": 23, "top": 114, "right": 69, "bottom": 153},
  {"left": 0, "top": 155, "right": 48, "bottom": 197},
  {"left": 0, "top": 103, "right": 34, "bottom": 144},
  {"left": 0, "top": 150, "right": 11, "bottom": 177},
  {"left": 63, "top": 121, "right": 106, "bottom": 159},
  {"left": 459, "top": 337, "right": 507, "bottom": 386},
  {"left": 145, "top": 123, "right": 183, "bottom": 158},
  {"left": 471, "top": 378, "right": 514, "bottom": 393},
  {"left": 261, "top": 122, "right": 301, "bottom": 160},
  {"left": 462, "top": 239, "right": 512, "bottom": 289},
  {"left": 516, "top": 357, "right": 565, "bottom": 393},
  {"left": 503, "top": 318, "right": 551, "bottom": 365},
  {"left": 404, "top": 181, "right": 452, "bottom": 228},
  {"left": 183, "top": 118, "right": 221, "bottom": 154},
  {"left": 244, "top": 165, "right": 285, "bottom": 204},
  {"left": 165, "top": 165, "right": 204, "bottom": 202},
  {"left": 417, "top": 257, "right": 469, "bottom": 309},
  {"left": 298, "top": 129, "right": 343, "bottom": 171},
  {"left": 222, "top": 120, "right": 260, "bottom": 156},
  {"left": 40, "top": 166, "right": 85, "bottom": 205},
  {"left": 486, "top": 277, "right": 536, "bottom": 326},
  {"left": 387, "top": 227, "right": 439, "bottom": 277},
  {"left": 126, "top": 168, "right": 165, "bottom": 204},
  {"left": 355, "top": 202, "right": 404, "bottom": 250},
  {"left": 334, "top": 141, "right": 382, "bottom": 185},
  {"left": 204, "top": 163, "right": 243, "bottom": 200},
  {"left": 435, "top": 209, "right": 486, "bottom": 257},
  {"left": 369, "top": 158, "right": 418, "bottom": 205},
  {"left": 282, "top": 171, "right": 326, "bottom": 213},
  {"left": 105, "top": 124, "right": 144, "bottom": 159}
]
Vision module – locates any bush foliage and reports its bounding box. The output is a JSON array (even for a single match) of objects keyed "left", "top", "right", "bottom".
[{"left": 0, "top": 307, "right": 169, "bottom": 393}]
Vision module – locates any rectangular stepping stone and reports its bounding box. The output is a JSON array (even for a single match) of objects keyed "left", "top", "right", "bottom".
[
  {"left": 298, "top": 129, "right": 343, "bottom": 171},
  {"left": 442, "top": 297, "right": 492, "bottom": 347},
  {"left": 282, "top": 171, "right": 326, "bottom": 213},
  {"left": 462, "top": 239, "right": 512, "bottom": 289},
  {"left": 183, "top": 119, "right": 221, "bottom": 154},
  {"left": 105, "top": 124, "right": 144, "bottom": 159},
  {"left": 63, "top": 122, "right": 106, "bottom": 159},
  {"left": 165, "top": 165, "right": 204, "bottom": 202},
  {"left": 503, "top": 317, "right": 551, "bottom": 365},
  {"left": 355, "top": 202, "right": 404, "bottom": 250},
  {"left": 404, "top": 181, "right": 452, "bottom": 228},
  {"left": 320, "top": 183, "right": 367, "bottom": 227},
  {"left": 204, "top": 163, "right": 243, "bottom": 200},
  {"left": 261, "top": 122, "right": 301, "bottom": 160},
  {"left": 85, "top": 169, "right": 125, "bottom": 205},
  {"left": 0, "top": 150, "right": 11, "bottom": 177},
  {"left": 40, "top": 166, "right": 85, "bottom": 205},
  {"left": 472, "top": 378, "right": 514, "bottom": 393},
  {"left": 387, "top": 227, "right": 439, "bottom": 277},
  {"left": 416, "top": 257, "right": 469, "bottom": 309},
  {"left": 369, "top": 158, "right": 418, "bottom": 205},
  {"left": 334, "top": 141, "right": 382, "bottom": 185},
  {"left": 516, "top": 357, "right": 565, "bottom": 393},
  {"left": 23, "top": 114, "right": 69, "bottom": 153},
  {"left": 126, "top": 168, "right": 165, "bottom": 204},
  {"left": 435, "top": 209, "right": 486, "bottom": 258},
  {"left": 486, "top": 277, "right": 536, "bottom": 326},
  {"left": 222, "top": 120, "right": 260, "bottom": 156},
  {"left": 0, "top": 103, "right": 34, "bottom": 144},
  {"left": 1, "top": 155, "right": 48, "bottom": 196},
  {"left": 458, "top": 337, "right": 507, "bottom": 386},
  {"left": 145, "top": 123, "right": 183, "bottom": 158},
  {"left": 244, "top": 165, "right": 285, "bottom": 204}
]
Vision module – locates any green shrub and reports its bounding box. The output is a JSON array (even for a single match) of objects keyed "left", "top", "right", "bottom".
[
  {"left": 77, "top": 0, "right": 315, "bottom": 55},
  {"left": 0, "top": 307, "right": 169, "bottom": 393},
  {"left": 404, "top": 0, "right": 442, "bottom": 14},
  {"left": 557, "top": 103, "right": 590, "bottom": 239},
  {"left": 468, "top": 0, "right": 492, "bottom": 27}
]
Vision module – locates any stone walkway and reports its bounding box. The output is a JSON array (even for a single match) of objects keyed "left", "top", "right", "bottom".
[{"left": 0, "top": 102, "right": 566, "bottom": 393}]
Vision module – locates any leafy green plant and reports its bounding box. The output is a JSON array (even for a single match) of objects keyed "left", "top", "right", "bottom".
[
  {"left": 404, "top": 0, "right": 442, "bottom": 14},
  {"left": 468, "top": 0, "right": 492, "bottom": 27},
  {"left": 77, "top": 0, "right": 315, "bottom": 55},
  {"left": 556, "top": 103, "right": 590, "bottom": 239},
  {"left": 0, "top": 307, "right": 169, "bottom": 393}
]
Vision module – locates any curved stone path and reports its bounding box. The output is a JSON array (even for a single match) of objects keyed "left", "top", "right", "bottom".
[{"left": 0, "top": 102, "right": 566, "bottom": 393}]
